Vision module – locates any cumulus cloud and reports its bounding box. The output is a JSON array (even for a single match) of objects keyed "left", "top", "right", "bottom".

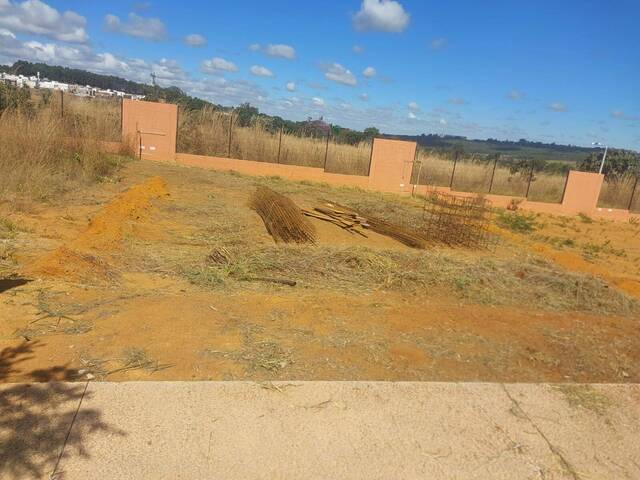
[
  {"left": 0, "top": 28, "right": 190, "bottom": 85},
  {"left": 408, "top": 101, "right": 419, "bottom": 111},
  {"left": 264, "top": 43, "right": 296, "bottom": 59},
  {"left": 407, "top": 111, "right": 417, "bottom": 119},
  {"left": 362, "top": 66, "right": 376, "bottom": 78},
  {"left": 429, "top": 38, "right": 447, "bottom": 50},
  {"left": 285, "top": 81, "right": 296, "bottom": 92},
  {"left": 352, "top": 0, "right": 410, "bottom": 33},
  {"left": 250, "top": 65, "right": 274, "bottom": 77},
  {"left": 548, "top": 102, "right": 567, "bottom": 112},
  {"left": 359, "top": 93, "right": 369, "bottom": 101},
  {"left": 184, "top": 33, "right": 206, "bottom": 47},
  {"left": 322, "top": 63, "right": 357, "bottom": 86},
  {"left": 248, "top": 43, "right": 296, "bottom": 59},
  {"left": 201, "top": 57, "right": 238, "bottom": 73},
  {"left": 312, "top": 97, "right": 325, "bottom": 107},
  {"left": 104, "top": 13, "right": 167, "bottom": 41},
  {"left": 0, "top": 0, "right": 88, "bottom": 43},
  {"left": 448, "top": 97, "right": 467, "bottom": 105},
  {"left": 352, "top": 45, "right": 364, "bottom": 54}
]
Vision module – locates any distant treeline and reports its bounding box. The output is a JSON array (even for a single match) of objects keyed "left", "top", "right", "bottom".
[{"left": 2, "top": 60, "right": 636, "bottom": 167}]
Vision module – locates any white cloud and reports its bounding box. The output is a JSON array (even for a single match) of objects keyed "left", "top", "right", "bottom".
[
  {"left": 264, "top": 43, "right": 296, "bottom": 59},
  {"left": 104, "top": 13, "right": 167, "bottom": 41},
  {"left": 312, "top": 97, "right": 325, "bottom": 107},
  {"left": 359, "top": 93, "right": 369, "bottom": 101},
  {"left": 352, "top": 45, "right": 364, "bottom": 54},
  {"left": 362, "top": 66, "right": 376, "bottom": 78},
  {"left": 248, "top": 43, "right": 261, "bottom": 51},
  {"left": 184, "top": 33, "right": 206, "bottom": 47},
  {"left": 285, "top": 81, "right": 296, "bottom": 92},
  {"left": 250, "top": 65, "right": 274, "bottom": 77},
  {"left": 201, "top": 57, "right": 238, "bottom": 73},
  {"left": 429, "top": 38, "right": 447, "bottom": 50},
  {"left": 448, "top": 97, "right": 467, "bottom": 105},
  {"left": 322, "top": 63, "right": 357, "bottom": 86},
  {"left": 0, "top": 0, "right": 88, "bottom": 43},
  {"left": 407, "top": 111, "right": 417, "bottom": 119},
  {"left": 439, "top": 118, "right": 447, "bottom": 125},
  {"left": 549, "top": 102, "right": 567, "bottom": 112},
  {"left": 408, "top": 101, "right": 419, "bottom": 111},
  {"left": 352, "top": 0, "right": 410, "bottom": 33}
]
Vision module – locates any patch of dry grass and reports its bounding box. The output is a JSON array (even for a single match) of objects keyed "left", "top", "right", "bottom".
[
  {"left": 177, "top": 108, "right": 372, "bottom": 175},
  {"left": 182, "top": 244, "right": 638, "bottom": 316},
  {"left": 0, "top": 108, "right": 129, "bottom": 200}
]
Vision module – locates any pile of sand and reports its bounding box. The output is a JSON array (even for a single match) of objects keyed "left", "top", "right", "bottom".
[{"left": 29, "top": 176, "right": 169, "bottom": 283}]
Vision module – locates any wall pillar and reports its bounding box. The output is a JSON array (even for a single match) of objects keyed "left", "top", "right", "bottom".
[
  {"left": 367, "top": 138, "right": 417, "bottom": 194},
  {"left": 121, "top": 99, "right": 178, "bottom": 161},
  {"left": 560, "top": 171, "right": 604, "bottom": 214}
]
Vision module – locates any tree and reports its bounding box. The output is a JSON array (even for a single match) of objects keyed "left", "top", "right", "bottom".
[
  {"left": 363, "top": 127, "right": 379, "bottom": 138},
  {"left": 578, "top": 149, "right": 640, "bottom": 183},
  {"left": 235, "top": 103, "right": 259, "bottom": 127}
]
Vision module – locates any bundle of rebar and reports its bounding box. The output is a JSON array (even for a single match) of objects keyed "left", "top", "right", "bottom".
[
  {"left": 249, "top": 186, "right": 316, "bottom": 244},
  {"left": 305, "top": 202, "right": 428, "bottom": 249},
  {"left": 422, "top": 191, "right": 493, "bottom": 248}
]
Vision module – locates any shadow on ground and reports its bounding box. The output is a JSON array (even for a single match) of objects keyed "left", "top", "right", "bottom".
[{"left": 0, "top": 341, "right": 125, "bottom": 479}]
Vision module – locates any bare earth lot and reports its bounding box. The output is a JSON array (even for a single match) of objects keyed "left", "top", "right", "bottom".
[{"left": 1, "top": 159, "right": 639, "bottom": 383}]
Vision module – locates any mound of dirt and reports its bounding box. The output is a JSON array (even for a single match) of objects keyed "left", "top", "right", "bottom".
[{"left": 29, "top": 176, "right": 169, "bottom": 283}]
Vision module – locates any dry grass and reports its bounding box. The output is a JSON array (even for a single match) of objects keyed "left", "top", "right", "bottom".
[
  {"left": 177, "top": 108, "right": 372, "bottom": 176},
  {"left": 182, "top": 244, "right": 638, "bottom": 316},
  {"left": 0, "top": 107, "right": 129, "bottom": 200},
  {"left": 598, "top": 174, "right": 639, "bottom": 210},
  {"left": 413, "top": 151, "right": 568, "bottom": 203}
]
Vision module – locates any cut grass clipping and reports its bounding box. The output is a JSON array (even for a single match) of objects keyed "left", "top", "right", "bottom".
[
  {"left": 249, "top": 186, "right": 316, "bottom": 244},
  {"left": 184, "top": 245, "right": 638, "bottom": 316}
]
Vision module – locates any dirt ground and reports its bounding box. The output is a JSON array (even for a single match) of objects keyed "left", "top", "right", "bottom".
[{"left": 1, "top": 159, "right": 638, "bottom": 383}]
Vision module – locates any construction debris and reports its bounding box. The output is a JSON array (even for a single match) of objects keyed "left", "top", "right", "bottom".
[
  {"left": 250, "top": 186, "right": 316, "bottom": 244},
  {"left": 422, "top": 191, "right": 494, "bottom": 248},
  {"left": 304, "top": 203, "right": 428, "bottom": 249}
]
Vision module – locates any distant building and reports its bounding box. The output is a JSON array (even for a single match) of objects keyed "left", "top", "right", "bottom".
[
  {"left": 304, "top": 116, "right": 331, "bottom": 136},
  {"left": 0, "top": 72, "right": 144, "bottom": 100}
]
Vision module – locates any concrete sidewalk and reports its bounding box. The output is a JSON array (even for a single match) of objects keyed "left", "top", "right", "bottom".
[{"left": 1, "top": 382, "right": 639, "bottom": 479}]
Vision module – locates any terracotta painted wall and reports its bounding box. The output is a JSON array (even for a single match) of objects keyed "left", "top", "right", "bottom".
[
  {"left": 368, "top": 138, "right": 417, "bottom": 194},
  {"left": 114, "top": 100, "right": 638, "bottom": 221},
  {"left": 122, "top": 99, "right": 177, "bottom": 161},
  {"left": 561, "top": 171, "right": 604, "bottom": 214}
]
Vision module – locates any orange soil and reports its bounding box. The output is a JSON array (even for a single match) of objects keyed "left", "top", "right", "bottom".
[
  {"left": 497, "top": 222, "right": 640, "bottom": 299},
  {"left": 27, "top": 176, "right": 168, "bottom": 282},
  {"left": 1, "top": 160, "right": 638, "bottom": 384}
]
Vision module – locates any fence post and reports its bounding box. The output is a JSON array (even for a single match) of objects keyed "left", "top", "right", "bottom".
[
  {"left": 175, "top": 105, "right": 179, "bottom": 153},
  {"left": 560, "top": 169, "right": 571, "bottom": 203},
  {"left": 488, "top": 155, "right": 498, "bottom": 193},
  {"left": 276, "top": 126, "right": 283, "bottom": 164},
  {"left": 366, "top": 138, "right": 375, "bottom": 177},
  {"left": 525, "top": 159, "right": 535, "bottom": 198},
  {"left": 227, "top": 114, "right": 233, "bottom": 158},
  {"left": 449, "top": 152, "right": 459, "bottom": 189},
  {"left": 60, "top": 90, "right": 64, "bottom": 118},
  {"left": 120, "top": 97, "right": 124, "bottom": 140},
  {"left": 628, "top": 174, "right": 639, "bottom": 211},
  {"left": 323, "top": 124, "right": 331, "bottom": 171}
]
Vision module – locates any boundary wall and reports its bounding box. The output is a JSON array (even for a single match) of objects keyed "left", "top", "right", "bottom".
[{"left": 118, "top": 99, "right": 638, "bottom": 222}]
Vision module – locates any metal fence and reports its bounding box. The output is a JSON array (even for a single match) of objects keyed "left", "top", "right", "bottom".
[{"left": 176, "top": 109, "right": 374, "bottom": 176}]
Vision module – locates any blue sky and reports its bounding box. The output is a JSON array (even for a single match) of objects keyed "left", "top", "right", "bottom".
[{"left": 0, "top": 0, "right": 638, "bottom": 150}]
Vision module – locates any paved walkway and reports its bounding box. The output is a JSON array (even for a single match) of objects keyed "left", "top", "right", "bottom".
[{"left": 1, "top": 381, "right": 639, "bottom": 479}]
